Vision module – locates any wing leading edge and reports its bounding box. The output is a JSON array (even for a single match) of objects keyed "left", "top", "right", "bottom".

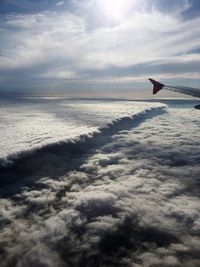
[{"left": 149, "top": 78, "right": 200, "bottom": 109}]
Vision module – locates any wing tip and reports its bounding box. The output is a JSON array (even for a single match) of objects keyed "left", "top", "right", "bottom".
[{"left": 149, "top": 78, "right": 165, "bottom": 94}]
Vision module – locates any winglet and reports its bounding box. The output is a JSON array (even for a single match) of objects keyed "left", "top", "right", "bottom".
[{"left": 149, "top": 78, "right": 164, "bottom": 94}]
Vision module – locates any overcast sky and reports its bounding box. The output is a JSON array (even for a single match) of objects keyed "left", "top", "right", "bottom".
[{"left": 0, "top": 0, "right": 199, "bottom": 95}]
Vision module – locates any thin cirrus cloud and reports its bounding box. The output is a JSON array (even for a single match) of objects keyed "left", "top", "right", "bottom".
[{"left": 0, "top": 0, "right": 199, "bottom": 93}]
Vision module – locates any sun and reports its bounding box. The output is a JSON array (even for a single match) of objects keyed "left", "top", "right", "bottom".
[{"left": 98, "top": 0, "right": 134, "bottom": 22}]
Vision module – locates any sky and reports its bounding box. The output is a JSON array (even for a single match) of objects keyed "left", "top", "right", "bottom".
[{"left": 0, "top": 0, "right": 200, "bottom": 95}]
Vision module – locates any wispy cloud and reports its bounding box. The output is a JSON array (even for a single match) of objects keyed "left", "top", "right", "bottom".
[
  {"left": 56, "top": 1, "right": 64, "bottom": 7},
  {"left": 0, "top": 0, "right": 199, "bottom": 92}
]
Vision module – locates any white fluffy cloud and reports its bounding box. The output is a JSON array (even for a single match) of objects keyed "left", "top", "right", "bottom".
[{"left": 0, "top": 102, "right": 199, "bottom": 266}]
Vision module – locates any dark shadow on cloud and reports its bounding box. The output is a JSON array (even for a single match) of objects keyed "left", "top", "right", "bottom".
[
  {"left": 99, "top": 216, "right": 179, "bottom": 254},
  {"left": 69, "top": 216, "right": 179, "bottom": 267},
  {"left": 0, "top": 106, "right": 166, "bottom": 191},
  {"left": 0, "top": 103, "right": 200, "bottom": 267}
]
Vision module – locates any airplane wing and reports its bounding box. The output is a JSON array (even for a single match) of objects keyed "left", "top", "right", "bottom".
[
  {"left": 149, "top": 78, "right": 200, "bottom": 98},
  {"left": 149, "top": 78, "right": 200, "bottom": 109}
]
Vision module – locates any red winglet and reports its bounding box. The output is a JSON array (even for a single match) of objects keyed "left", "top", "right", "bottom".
[{"left": 149, "top": 78, "right": 164, "bottom": 94}]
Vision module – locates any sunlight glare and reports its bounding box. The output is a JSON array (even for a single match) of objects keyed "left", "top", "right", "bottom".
[{"left": 99, "top": 0, "right": 134, "bottom": 22}]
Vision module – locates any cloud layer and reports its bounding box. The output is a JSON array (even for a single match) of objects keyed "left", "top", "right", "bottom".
[
  {"left": 0, "top": 102, "right": 199, "bottom": 266},
  {"left": 0, "top": 0, "right": 199, "bottom": 93},
  {"left": 0, "top": 99, "right": 162, "bottom": 160}
]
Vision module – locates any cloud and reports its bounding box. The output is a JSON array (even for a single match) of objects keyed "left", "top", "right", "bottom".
[
  {"left": 56, "top": 1, "right": 64, "bottom": 7},
  {"left": 0, "top": 103, "right": 199, "bottom": 266},
  {"left": 149, "top": 0, "right": 191, "bottom": 14},
  {"left": 0, "top": 1, "right": 199, "bottom": 92}
]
